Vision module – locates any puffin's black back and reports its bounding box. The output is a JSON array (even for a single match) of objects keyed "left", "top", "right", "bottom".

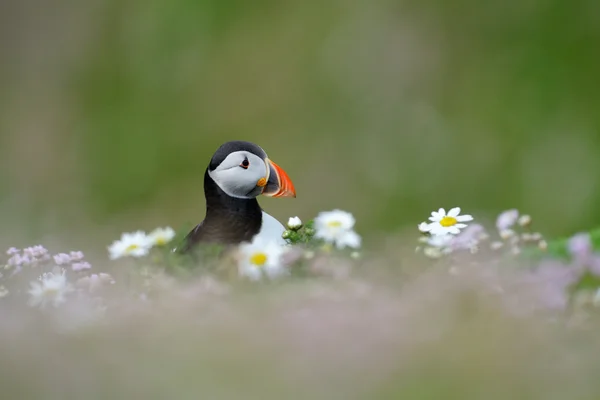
[{"left": 178, "top": 141, "right": 266, "bottom": 253}]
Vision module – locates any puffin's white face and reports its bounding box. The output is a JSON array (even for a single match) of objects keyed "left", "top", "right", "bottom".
[{"left": 208, "top": 151, "right": 269, "bottom": 199}]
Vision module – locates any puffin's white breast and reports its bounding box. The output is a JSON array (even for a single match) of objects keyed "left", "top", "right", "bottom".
[{"left": 255, "top": 211, "right": 287, "bottom": 245}]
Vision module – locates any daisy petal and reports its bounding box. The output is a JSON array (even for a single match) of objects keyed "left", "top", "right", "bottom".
[
  {"left": 448, "top": 207, "right": 461, "bottom": 217},
  {"left": 418, "top": 222, "right": 432, "bottom": 232},
  {"left": 431, "top": 226, "right": 447, "bottom": 236},
  {"left": 455, "top": 223, "right": 468, "bottom": 229},
  {"left": 456, "top": 215, "right": 473, "bottom": 222}
]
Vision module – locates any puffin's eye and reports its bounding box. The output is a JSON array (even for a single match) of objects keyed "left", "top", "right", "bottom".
[{"left": 240, "top": 158, "right": 250, "bottom": 169}]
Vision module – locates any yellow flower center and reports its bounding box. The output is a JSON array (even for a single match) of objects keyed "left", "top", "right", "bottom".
[
  {"left": 126, "top": 244, "right": 139, "bottom": 252},
  {"left": 155, "top": 238, "right": 166, "bottom": 246},
  {"left": 439, "top": 216, "right": 457, "bottom": 227},
  {"left": 327, "top": 221, "right": 342, "bottom": 228},
  {"left": 249, "top": 252, "right": 268, "bottom": 266}
]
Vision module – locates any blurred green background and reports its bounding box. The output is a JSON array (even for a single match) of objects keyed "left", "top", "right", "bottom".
[{"left": 1, "top": 0, "right": 599, "bottom": 251}]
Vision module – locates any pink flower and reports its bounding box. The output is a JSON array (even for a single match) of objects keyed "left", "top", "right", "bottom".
[
  {"left": 72, "top": 262, "right": 92, "bottom": 272},
  {"left": 53, "top": 253, "right": 72, "bottom": 265},
  {"left": 69, "top": 251, "right": 85, "bottom": 261},
  {"left": 496, "top": 209, "right": 519, "bottom": 231},
  {"left": 567, "top": 233, "right": 592, "bottom": 262}
]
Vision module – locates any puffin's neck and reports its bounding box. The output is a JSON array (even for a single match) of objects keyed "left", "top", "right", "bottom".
[{"left": 203, "top": 169, "right": 263, "bottom": 221}]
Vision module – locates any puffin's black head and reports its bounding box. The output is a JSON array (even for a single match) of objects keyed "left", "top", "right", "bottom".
[{"left": 207, "top": 140, "right": 296, "bottom": 199}]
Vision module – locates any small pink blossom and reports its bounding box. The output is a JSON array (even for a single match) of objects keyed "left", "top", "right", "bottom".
[
  {"left": 496, "top": 209, "right": 519, "bottom": 231},
  {"left": 69, "top": 251, "right": 85, "bottom": 261},
  {"left": 53, "top": 253, "right": 72, "bottom": 265},
  {"left": 72, "top": 262, "right": 92, "bottom": 272},
  {"left": 8, "top": 254, "right": 31, "bottom": 267},
  {"left": 567, "top": 233, "right": 592, "bottom": 262}
]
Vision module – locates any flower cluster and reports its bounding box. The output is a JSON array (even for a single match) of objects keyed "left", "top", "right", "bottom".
[
  {"left": 417, "top": 207, "right": 477, "bottom": 258},
  {"left": 2, "top": 245, "right": 114, "bottom": 309},
  {"left": 283, "top": 210, "right": 361, "bottom": 249},
  {"left": 108, "top": 227, "right": 176, "bottom": 260},
  {"left": 7, "top": 204, "right": 600, "bottom": 326},
  {"left": 419, "top": 207, "right": 474, "bottom": 236},
  {"left": 523, "top": 231, "right": 600, "bottom": 311},
  {"left": 235, "top": 210, "right": 362, "bottom": 281},
  {"left": 417, "top": 207, "right": 548, "bottom": 259},
  {"left": 413, "top": 206, "right": 600, "bottom": 313},
  {"left": 488, "top": 209, "right": 546, "bottom": 254}
]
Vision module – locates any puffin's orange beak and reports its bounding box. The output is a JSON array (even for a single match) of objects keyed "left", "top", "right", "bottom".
[{"left": 262, "top": 158, "right": 296, "bottom": 198}]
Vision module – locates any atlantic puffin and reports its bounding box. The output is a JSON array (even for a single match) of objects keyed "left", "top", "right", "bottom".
[{"left": 178, "top": 140, "right": 296, "bottom": 253}]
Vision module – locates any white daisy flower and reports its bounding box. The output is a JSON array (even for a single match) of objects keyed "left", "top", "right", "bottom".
[
  {"left": 108, "top": 231, "right": 152, "bottom": 260},
  {"left": 424, "top": 207, "right": 473, "bottom": 236},
  {"left": 148, "top": 227, "right": 176, "bottom": 246},
  {"left": 237, "top": 237, "right": 288, "bottom": 281},
  {"left": 28, "top": 269, "right": 74, "bottom": 308},
  {"left": 287, "top": 216, "right": 302, "bottom": 230},
  {"left": 313, "top": 209, "right": 361, "bottom": 249}
]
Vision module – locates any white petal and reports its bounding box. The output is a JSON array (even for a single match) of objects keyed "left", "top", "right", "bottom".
[
  {"left": 428, "top": 225, "right": 447, "bottom": 236},
  {"left": 264, "top": 264, "right": 288, "bottom": 279},
  {"left": 429, "top": 216, "right": 440, "bottom": 222},
  {"left": 456, "top": 215, "right": 473, "bottom": 222},
  {"left": 448, "top": 207, "right": 461, "bottom": 217},
  {"left": 447, "top": 226, "right": 461, "bottom": 235},
  {"left": 454, "top": 223, "right": 468, "bottom": 229},
  {"left": 338, "top": 230, "right": 361, "bottom": 249},
  {"left": 239, "top": 264, "right": 262, "bottom": 281},
  {"left": 438, "top": 208, "right": 446, "bottom": 216},
  {"left": 418, "top": 222, "right": 432, "bottom": 232}
]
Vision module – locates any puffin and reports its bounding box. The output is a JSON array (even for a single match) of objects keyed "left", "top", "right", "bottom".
[{"left": 178, "top": 140, "right": 296, "bottom": 253}]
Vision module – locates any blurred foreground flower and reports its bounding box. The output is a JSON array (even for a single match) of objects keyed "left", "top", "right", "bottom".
[
  {"left": 313, "top": 210, "right": 361, "bottom": 249},
  {"left": 568, "top": 233, "right": 593, "bottom": 263},
  {"left": 496, "top": 209, "right": 519, "bottom": 231},
  {"left": 148, "top": 227, "right": 176, "bottom": 246},
  {"left": 237, "top": 237, "right": 288, "bottom": 281},
  {"left": 420, "top": 207, "right": 473, "bottom": 236},
  {"left": 108, "top": 231, "right": 152, "bottom": 260},
  {"left": 77, "top": 273, "right": 115, "bottom": 293},
  {"left": 7, "top": 245, "right": 50, "bottom": 267},
  {"left": 28, "top": 268, "right": 74, "bottom": 308}
]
